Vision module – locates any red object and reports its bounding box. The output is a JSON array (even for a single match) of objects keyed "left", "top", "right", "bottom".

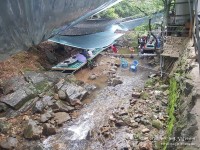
[{"left": 111, "top": 45, "right": 118, "bottom": 53}]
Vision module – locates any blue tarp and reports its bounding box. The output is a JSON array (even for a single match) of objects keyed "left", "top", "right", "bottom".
[
  {"left": 119, "top": 13, "right": 163, "bottom": 30},
  {"left": 49, "top": 13, "right": 163, "bottom": 49},
  {"left": 49, "top": 24, "right": 124, "bottom": 49}
]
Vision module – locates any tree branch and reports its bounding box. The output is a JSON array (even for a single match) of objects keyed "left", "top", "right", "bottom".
[{"left": 134, "top": 6, "right": 148, "bottom": 16}]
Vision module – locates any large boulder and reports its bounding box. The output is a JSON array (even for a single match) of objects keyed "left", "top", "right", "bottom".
[
  {"left": 0, "top": 137, "right": 18, "bottom": 150},
  {"left": 54, "top": 79, "right": 65, "bottom": 92},
  {"left": 110, "top": 78, "right": 123, "bottom": 86},
  {"left": 41, "top": 95, "right": 54, "bottom": 107},
  {"left": 0, "top": 88, "right": 35, "bottom": 110},
  {"left": 40, "top": 111, "right": 52, "bottom": 123},
  {"left": 32, "top": 101, "right": 45, "bottom": 113},
  {"left": 84, "top": 84, "right": 97, "bottom": 93},
  {"left": 58, "top": 90, "right": 68, "bottom": 101},
  {"left": 1, "top": 76, "right": 28, "bottom": 95},
  {"left": 61, "top": 83, "right": 88, "bottom": 101},
  {"left": 23, "top": 120, "right": 43, "bottom": 140},
  {"left": 51, "top": 100, "right": 74, "bottom": 112},
  {"left": 24, "top": 72, "right": 45, "bottom": 84},
  {"left": 53, "top": 112, "right": 71, "bottom": 125},
  {"left": 42, "top": 123, "right": 56, "bottom": 136},
  {"left": 0, "top": 102, "right": 9, "bottom": 112}
]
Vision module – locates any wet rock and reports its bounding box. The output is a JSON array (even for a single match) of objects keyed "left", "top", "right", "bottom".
[
  {"left": 1, "top": 88, "right": 36, "bottom": 110},
  {"left": 54, "top": 79, "right": 65, "bottom": 92},
  {"left": 24, "top": 72, "right": 45, "bottom": 84},
  {"left": 30, "top": 145, "right": 44, "bottom": 150},
  {"left": 54, "top": 94, "right": 59, "bottom": 100},
  {"left": 42, "top": 123, "right": 56, "bottom": 136},
  {"left": 34, "top": 80, "right": 53, "bottom": 94},
  {"left": 158, "top": 113, "right": 165, "bottom": 121},
  {"left": 58, "top": 90, "right": 67, "bottom": 100},
  {"left": 42, "top": 95, "right": 54, "bottom": 107},
  {"left": 70, "top": 99, "right": 82, "bottom": 106},
  {"left": 142, "top": 128, "right": 150, "bottom": 134},
  {"left": 88, "top": 74, "right": 96, "bottom": 80},
  {"left": 63, "top": 84, "right": 88, "bottom": 101},
  {"left": 134, "top": 118, "right": 141, "bottom": 123},
  {"left": 184, "top": 79, "right": 194, "bottom": 95},
  {"left": 111, "top": 78, "right": 123, "bottom": 86},
  {"left": 140, "top": 118, "right": 150, "bottom": 125},
  {"left": 163, "top": 90, "right": 169, "bottom": 96},
  {"left": 160, "top": 84, "right": 169, "bottom": 90},
  {"left": 0, "top": 102, "right": 8, "bottom": 112},
  {"left": 110, "top": 68, "right": 117, "bottom": 73},
  {"left": 23, "top": 120, "right": 43, "bottom": 140},
  {"left": 138, "top": 140, "right": 153, "bottom": 150},
  {"left": 134, "top": 114, "right": 142, "bottom": 119},
  {"left": 161, "top": 99, "right": 168, "bottom": 106},
  {"left": 1, "top": 76, "right": 28, "bottom": 95},
  {"left": 84, "top": 84, "right": 97, "bottom": 93},
  {"left": 125, "top": 133, "right": 134, "bottom": 140},
  {"left": 32, "top": 101, "right": 45, "bottom": 113},
  {"left": 152, "top": 120, "right": 163, "bottom": 129},
  {"left": 131, "top": 122, "right": 139, "bottom": 128},
  {"left": 0, "top": 137, "right": 18, "bottom": 150},
  {"left": 109, "top": 115, "right": 116, "bottom": 121},
  {"left": 52, "top": 143, "right": 67, "bottom": 150},
  {"left": 130, "top": 99, "right": 137, "bottom": 105},
  {"left": 148, "top": 74, "right": 157, "bottom": 78},
  {"left": 154, "top": 90, "right": 162, "bottom": 96},
  {"left": 51, "top": 100, "right": 74, "bottom": 112},
  {"left": 54, "top": 112, "right": 71, "bottom": 125},
  {"left": 115, "top": 119, "right": 126, "bottom": 127},
  {"left": 40, "top": 112, "right": 52, "bottom": 123},
  {"left": 0, "top": 121, "right": 11, "bottom": 134},
  {"left": 132, "top": 92, "right": 141, "bottom": 98},
  {"left": 70, "top": 91, "right": 88, "bottom": 101}
]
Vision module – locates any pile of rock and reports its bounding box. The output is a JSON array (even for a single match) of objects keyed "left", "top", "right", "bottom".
[
  {"left": 92, "top": 77, "right": 169, "bottom": 150},
  {"left": 0, "top": 72, "right": 97, "bottom": 149}
]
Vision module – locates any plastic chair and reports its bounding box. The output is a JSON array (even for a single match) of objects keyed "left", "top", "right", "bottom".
[
  {"left": 120, "top": 58, "right": 129, "bottom": 69},
  {"left": 130, "top": 60, "right": 139, "bottom": 72}
]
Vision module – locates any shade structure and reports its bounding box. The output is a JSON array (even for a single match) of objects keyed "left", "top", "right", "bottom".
[
  {"left": 49, "top": 24, "right": 124, "bottom": 49},
  {"left": 120, "top": 13, "right": 163, "bottom": 30},
  {"left": 0, "top": 0, "right": 122, "bottom": 61},
  {"left": 49, "top": 13, "right": 163, "bottom": 49}
]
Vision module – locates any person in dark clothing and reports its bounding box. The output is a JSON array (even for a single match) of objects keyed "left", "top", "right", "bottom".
[{"left": 80, "top": 49, "right": 90, "bottom": 59}]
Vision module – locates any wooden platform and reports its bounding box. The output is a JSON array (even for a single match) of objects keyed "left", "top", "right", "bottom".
[
  {"left": 52, "top": 48, "right": 106, "bottom": 71},
  {"left": 161, "top": 36, "right": 189, "bottom": 58}
]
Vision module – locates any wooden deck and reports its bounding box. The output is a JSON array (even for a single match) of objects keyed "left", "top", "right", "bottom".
[
  {"left": 52, "top": 48, "right": 106, "bottom": 71},
  {"left": 161, "top": 36, "right": 189, "bottom": 58}
]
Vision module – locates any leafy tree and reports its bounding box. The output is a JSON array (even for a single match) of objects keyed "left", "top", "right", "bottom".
[{"left": 100, "top": 0, "right": 164, "bottom": 19}]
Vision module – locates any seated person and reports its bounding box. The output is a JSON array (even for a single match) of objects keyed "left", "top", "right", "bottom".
[
  {"left": 80, "top": 49, "right": 90, "bottom": 59},
  {"left": 87, "top": 49, "right": 94, "bottom": 58},
  {"left": 111, "top": 45, "right": 118, "bottom": 53}
]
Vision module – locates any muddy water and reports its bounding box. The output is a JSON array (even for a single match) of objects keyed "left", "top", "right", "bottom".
[{"left": 43, "top": 56, "right": 153, "bottom": 150}]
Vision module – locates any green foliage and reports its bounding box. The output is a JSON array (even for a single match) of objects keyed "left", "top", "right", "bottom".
[
  {"left": 100, "top": 7, "right": 119, "bottom": 19},
  {"left": 163, "top": 78, "right": 179, "bottom": 150},
  {"left": 100, "top": 0, "right": 164, "bottom": 19}
]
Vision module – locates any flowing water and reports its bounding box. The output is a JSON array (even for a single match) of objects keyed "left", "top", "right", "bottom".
[{"left": 43, "top": 58, "right": 152, "bottom": 150}]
